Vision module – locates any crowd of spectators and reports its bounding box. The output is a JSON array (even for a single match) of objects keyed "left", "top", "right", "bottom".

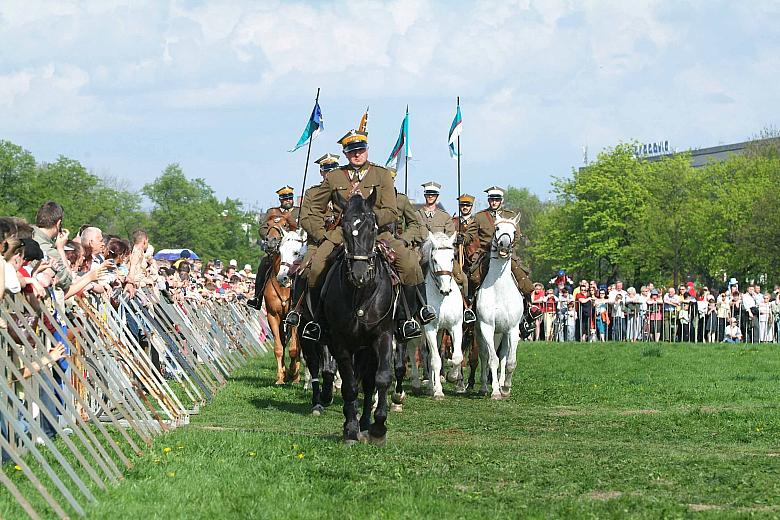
[
  {"left": 530, "top": 274, "right": 780, "bottom": 344},
  {"left": 1, "top": 200, "right": 257, "bottom": 456}
]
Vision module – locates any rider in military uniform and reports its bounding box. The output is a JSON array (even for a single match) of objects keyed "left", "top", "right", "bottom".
[
  {"left": 285, "top": 153, "right": 341, "bottom": 331},
  {"left": 418, "top": 182, "right": 475, "bottom": 323},
  {"left": 458, "top": 186, "right": 538, "bottom": 335},
  {"left": 247, "top": 186, "right": 300, "bottom": 310},
  {"left": 301, "top": 130, "right": 436, "bottom": 341},
  {"left": 391, "top": 169, "right": 424, "bottom": 247}
]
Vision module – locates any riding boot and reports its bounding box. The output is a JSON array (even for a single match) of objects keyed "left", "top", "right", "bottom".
[
  {"left": 520, "top": 296, "right": 541, "bottom": 340},
  {"left": 416, "top": 283, "right": 437, "bottom": 324},
  {"left": 301, "top": 283, "right": 323, "bottom": 341},
  {"left": 397, "top": 285, "right": 423, "bottom": 341},
  {"left": 284, "top": 280, "right": 303, "bottom": 327},
  {"left": 247, "top": 255, "right": 272, "bottom": 310}
]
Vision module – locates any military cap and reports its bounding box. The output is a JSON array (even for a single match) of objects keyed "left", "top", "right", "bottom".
[
  {"left": 338, "top": 129, "right": 368, "bottom": 153},
  {"left": 276, "top": 185, "right": 295, "bottom": 199},
  {"left": 389, "top": 167, "right": 398, "bottom": 179},
  {"left": 484, "top": 186, "right": 504, "bottom": 199},
  {"left": 315, "top": 153, "right": 341, "bottom": 172},
  {"left": 458, "top": 193, "right": 475, "bottom": 205},
  {"left": 421, "top": 181, "right": 442, "bottom": 195}
]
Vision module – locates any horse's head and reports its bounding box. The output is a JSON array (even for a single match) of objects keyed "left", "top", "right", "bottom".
[
  {"left": 337, "top": 189, "right": 378, "bottom": 288},
  {"left": 492, "top": 214, "right": 521, "bottom": 259},
  {"left": 264, "top": 224, "right": 284, "bottom": 254},
  {"left": 276, "top": 228, "right": 307, "bottom": 287},
  {"left": 423, "top": 231, "right": 457, "bottom": 295}
]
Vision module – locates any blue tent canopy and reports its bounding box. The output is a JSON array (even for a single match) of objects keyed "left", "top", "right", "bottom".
[{"left": 153, "top": 248, "right": 200, "bottom": 261}]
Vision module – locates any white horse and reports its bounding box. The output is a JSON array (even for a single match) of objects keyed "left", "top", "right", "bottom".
[
  {"left": 407, "top": 232, "right": 464, "bottom": 399},
  {"left": 275, "top": 228, "right": 307, "bottom": 287},
  {"left": 476, "top": 215, "right": 524, "bottom": 399}
]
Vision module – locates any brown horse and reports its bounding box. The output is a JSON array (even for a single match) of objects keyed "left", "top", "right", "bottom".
[{"left": 262, "top": 224, "right": 300, "bottom": 385}]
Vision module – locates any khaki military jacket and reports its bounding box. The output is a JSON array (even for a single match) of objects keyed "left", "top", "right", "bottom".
[
  {"left": 464, "top": 207, "right": 517, "bottom": 252},
  {"left": 259, "top": 206, "right": 299, "bottom": 240},
  {"left": 417, "top": 207, "right": 455, "bottom": 236},
  {"left": 396, "top": 191, "right": 424, "bottom": 245},
  {"left": 304, "top": 162, "right": 398, "bottom": 244},
  {"left": 299, "top": 183, "right": 336, "bottom": 246}
]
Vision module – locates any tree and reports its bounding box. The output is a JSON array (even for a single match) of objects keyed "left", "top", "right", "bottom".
[{"left": 0, "top": 140, "right": 36, "bottom": 216}]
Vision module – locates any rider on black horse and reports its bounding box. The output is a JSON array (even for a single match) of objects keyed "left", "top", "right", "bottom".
[{"left": 299, "top": 129, "right": 436, "bottom": 342}]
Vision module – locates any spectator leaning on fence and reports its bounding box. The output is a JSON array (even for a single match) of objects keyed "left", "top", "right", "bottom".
[{"left": 32, "top": 201, "right": 73, "bottom": 291}]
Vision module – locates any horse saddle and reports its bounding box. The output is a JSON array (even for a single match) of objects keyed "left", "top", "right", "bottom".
[{"left": 376, "top": 239, "right": 396, "bottom": 263}]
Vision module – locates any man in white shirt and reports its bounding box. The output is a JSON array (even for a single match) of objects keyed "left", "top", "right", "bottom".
[
  {"left": 723, "top": 318, "right": 742, "bottom": 343},
  {"left": 741, "top": 285, "right": 759, "bottom": 343}
]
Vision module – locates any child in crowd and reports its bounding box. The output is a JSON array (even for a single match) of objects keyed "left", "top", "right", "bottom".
[{"left": 566, "top": 301, "right": 577, "bottom": 342}]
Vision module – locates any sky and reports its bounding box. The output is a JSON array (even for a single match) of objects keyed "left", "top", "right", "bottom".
[{"left": 1, "top": 0, "right": 779, "bottom": 213}]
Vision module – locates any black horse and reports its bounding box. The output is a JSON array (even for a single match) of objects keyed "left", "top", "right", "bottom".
[
  {"left": 290, "top": 275, "right": 336, "bottom": 415},
  {"left": 321, "top": 190, "right": 395, "bottom": 445}
]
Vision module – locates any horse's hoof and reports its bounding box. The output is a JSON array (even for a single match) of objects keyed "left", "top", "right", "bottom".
[
  {"left": 391, "top": 403, "right": 403, "bottom": 412},
  {"left": 433, "top": 392, "right": 445, "bottom": 401},
  {"left": 478, "top": 387, "right": 488, "bottom": 396},
  {"left": 369, "top": 435, "right": 386, "bottom": 447},
  {"left": 357, "top": 431, "right": 369, "bottom": 444},
  {"left": 455, "top": 381, "right": 466, "bottom": 394},
  {"left": 491, "top": 392, "right": 503, "bottom": 400},
  {"left": 275, "top": 379, "right": 285, "bottom": 386},
  {"left": 311, "top": 405, "right": 324, "bottom": 416},
  {"left": 391, "top": 391, "right": 406, "bottom": 405},
  {"left": 500, "top": 387, "right": 511, "bottom": 397}
]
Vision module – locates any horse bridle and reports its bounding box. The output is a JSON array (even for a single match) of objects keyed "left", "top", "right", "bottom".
[
  {"left": 491, "top": 223, "right": 517, "bottom": 259},
  {"left": 428, "top": 243, "right": 454, "bottom": 293},
  {"left": 344, "top": 214, "right": 377, "bottom": 285},
  {"left": 279, "top": 235, "right": 306, "bottom": 276}
]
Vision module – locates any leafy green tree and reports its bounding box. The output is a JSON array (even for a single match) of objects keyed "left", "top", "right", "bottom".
[
  {"left": 0, "top": 140, "right": 36, "bottom": 216},
  {"left": 143, "top": 164, "right": 258, "bottom": 266}
]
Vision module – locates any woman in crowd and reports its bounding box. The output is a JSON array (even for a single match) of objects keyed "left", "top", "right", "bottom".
[
  {"left": 759, "top": 293, "right": 772, "bottom": 342},
  {"left": 625, "top": 287, "right": 642, "bottom": 342},
  {"left": 704, "top": 295, "right": 718, "bottom": 343},
  {"left": 647, "top": 289, "right": 663, "bottom": 342},
  {"left": 716, "top": 291, "right": 730, "bottom": 341},
  {"left": 594, "top": 289, "right": 609, "bottom": 342},
  {"left": 576, "top": 286, "right": 594, "bottom": 342}
]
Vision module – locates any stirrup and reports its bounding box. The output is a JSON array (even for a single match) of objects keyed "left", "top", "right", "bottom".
[
  {"left": 463, "top": 308, "right": 476, "bottom": 324},
  {"left": 520, "top": 318, "right": 534, "bottom": 340},
  {"left": 419, "top": 305, "right": 437, "bottom": 324},
  {"left": 398, "top": 320, "right": 422, "bottom": 341},
  {"left": 285, "top": 310, "right": 301, "bottom": 327},
  {"left": 301, "top": 321, "right": 321, "bottom": 341}
]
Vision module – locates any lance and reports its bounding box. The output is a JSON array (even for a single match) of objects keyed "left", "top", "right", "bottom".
[
  {"left": 296, "top": 87, "right": 320, "bottom": 227},
  {"left": 456, "top": 96, "right": 464, "bottom": 267}
]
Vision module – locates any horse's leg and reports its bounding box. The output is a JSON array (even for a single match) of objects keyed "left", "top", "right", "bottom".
[
  {"left": 406, "top": 337, "right": 421, "bottom": 396},
  {"left": 268, "top": 313, "right": 285, "bottom": 385},
  {"left": 320, "top": 344, "right": 336, "bottom": 407},
  {"left": 357, "top": 349, "right": 377, "bottom": 439},
  {"left": 425, "top": 324, "right": 443, "bottom": 399},
  {"left": 391, "top": 338, "right": 407, "bottom": 411},
  {"left": 478, "top": 321, "right": 500, "bottom": 398},
  {"left": 334, "top": 349, "right": 360, "bottom": 444},
  {"left": 497, "top": 332, "right": 508, "bottom": 394},
  {"left": 369, "top": 331, "right": 393, "bottom": 446},
  {"left": 300, "top": 334, "right": 323, "bottom": 415},
  {"left": 502, "top": 326, "right": 520, "bottom": 397},
  {"left": 449, "top": 324, "right": 465, "bottom": 393},
  {"left": 286, "top": 325, "right": 301, "bottom": 383},
  {"left": 466, "top": 325, "right": 479, "bottom": 391},
  {"left": 418, "top": 332, "right": 431, "bottom": 384}
]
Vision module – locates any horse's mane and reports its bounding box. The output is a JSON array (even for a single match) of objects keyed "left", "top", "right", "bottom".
[{"left": 421, "top": 232, "right": 452, "bottom": 263}]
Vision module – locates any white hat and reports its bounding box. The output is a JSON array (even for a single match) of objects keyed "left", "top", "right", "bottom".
[
  {"left": 485, "top": 186, "right": 504, "bottom": 199},
  {"left": 229, "top": 259, "right": 237, "bottom": 267},
  {"left": 421, "top": 181, "right": 442, "bottom": 195},
  {"left": 244, "top": 264, "right": 252, "bottom": 271}
]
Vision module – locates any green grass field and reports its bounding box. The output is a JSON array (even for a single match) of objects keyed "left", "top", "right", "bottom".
[{"left": 6, "top": 341, "right": 780, "bottom": 518}]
